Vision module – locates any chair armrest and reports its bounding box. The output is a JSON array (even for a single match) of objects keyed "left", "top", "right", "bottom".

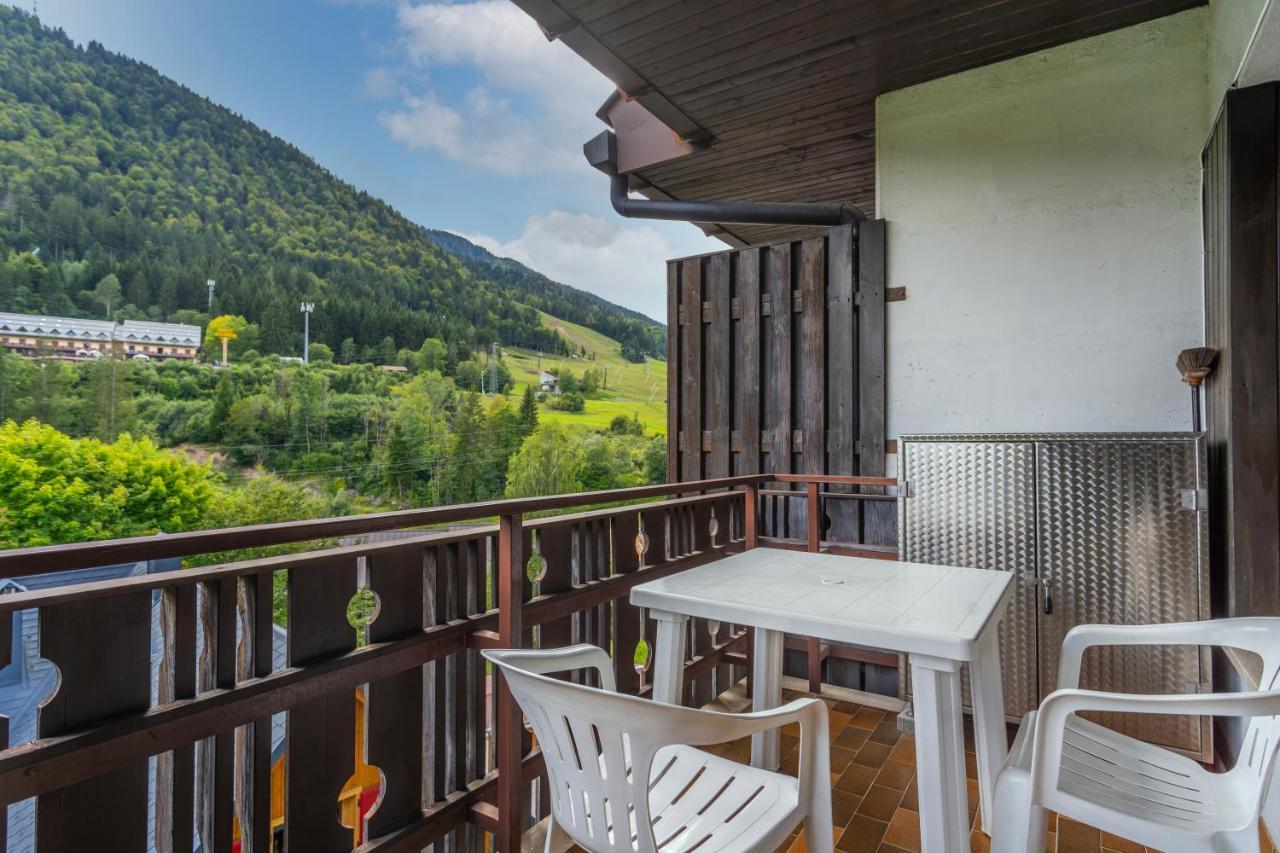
[
  {"left": 1056, "top": 621, "right": 1221, "bottom": 689},
  {"left": 486, "top": 644, "right": 618, "bottom": 692},
  {"left": 676, "top": 698, "right": 831, "bottom": 802},
  {"left": 1029, "top": 687, "right": 1280, "bottom": 801}
]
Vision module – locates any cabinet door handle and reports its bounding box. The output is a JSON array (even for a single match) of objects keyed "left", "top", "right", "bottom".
[{"left": 1042, "top": 582, "right": 1053, "bottom": 615}]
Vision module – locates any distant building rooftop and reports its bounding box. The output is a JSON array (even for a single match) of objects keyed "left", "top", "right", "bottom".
[{"left": 0, "top": 312, "right": 202, "bottom": 349}]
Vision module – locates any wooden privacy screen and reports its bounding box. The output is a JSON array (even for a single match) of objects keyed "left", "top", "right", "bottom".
[{"left": 666, "top": 222, "right": 891, "bottom": 545}]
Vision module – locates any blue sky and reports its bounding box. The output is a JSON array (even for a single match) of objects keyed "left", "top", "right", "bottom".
[{"left": 15, "top": 0, "right": 719, "bottom": 319}]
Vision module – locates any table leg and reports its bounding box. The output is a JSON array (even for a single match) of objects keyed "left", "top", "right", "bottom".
[
  {"left": 910, "top": 654, "right": 970, "bottom": 853},
  {"left": 651, "top": 611, "right": 689, "bottom": 706},
  {"left": 969, "top": 624, "right": 1008, "bottom": 835},
  {"left": 751, "top": 627, "right": 783, "bottom": 770}
]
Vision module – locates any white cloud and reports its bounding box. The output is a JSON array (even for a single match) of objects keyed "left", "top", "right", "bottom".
[
  {"left": 458, "top": 211, "right": 698, "bottom": 321},
  {"left": 381, "top": 86, "right": 580, "bottom": 174},
  {"left": 378, "top": 1, "right": 613, "bottom": 174},
  {"left": 361, "top": 67, "right": 400, "bottom": 99}
]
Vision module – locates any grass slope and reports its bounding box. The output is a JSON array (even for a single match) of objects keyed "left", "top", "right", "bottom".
[{"left": 505, "top": 312, "right": 667, "bottom": 434}]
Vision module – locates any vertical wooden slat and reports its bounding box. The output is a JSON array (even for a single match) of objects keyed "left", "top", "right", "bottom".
[
  {"left": 744, "top": 484, "right": 759, "bottom": 549},
  {"left": 367, "top": 547, "right": 426, "bottom": 838},
  {"left": 681, "top": 258, "right": 704, "bottom": 485},
  {"left": 451, "top": 543, "right": 469, "bottom": 794},
  {"left": 799, "top": 236, "right": 827, "bottom": 541},
  {"left": 667, "top": 262, "right": 681, "bottom": 485},
  {"left": 827, "top": 223, "right": 860, "bottom": 544},
  {"left": 858, "top": 220, "right": 891, "bottom": 543},
  {"left": 738, "top": 248, "right": 762, "bottom": 477},
  {"left": 249, "top": 572, "right": 272, "bottom": 853},
  {"left": 37, "top": 592, "right": 152, "bottom": 851},
  {"left": 285, "top": 557, "right": 358, "bottom": 852},
  {"left": 429, "top": 545, "right": 448, "bottom": 804},
  {"left": 213, "top": 578, "right": 237, "bottom": 853},
  {"left": 705, "top": 253, "right": 731, "bottom": 479},
  {"left": 173, "top": 585, "right": 198, "bottom": 853},
  {"left": 539, "top": 524, "right": 574, "bottom": 654},
  {"left": 766, "top": 243, "right": 793, "bottom": 536},
  {"left": 495, "top": 513, "right": 524, "bottom": 853},
  {"left": 0, "top": 611, "right": 9, "bottom": 845},
  {"left": 612, "top": 511, "right": 642, "bottom": 695}
]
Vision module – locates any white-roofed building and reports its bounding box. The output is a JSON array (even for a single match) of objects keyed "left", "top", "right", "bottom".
[{"left": 0, "top": 312, "right": 202, "bottom": 361}]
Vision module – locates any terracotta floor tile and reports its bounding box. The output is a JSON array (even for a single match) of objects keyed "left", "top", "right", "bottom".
[
  {"left": 835, "top": 763, "right": 879, "bottom": 797},
  {"left": 833, "top": 700, "right": 864, "bottom": 715},
  {"left": 857, "top": 784, "right": 905, "bottom": 822},
  {"left": 780, "top": 749, "right": 800, "bottom": 775},
  {"left": 836, "top": 815, "right": 888, "bottom": 853},
  {"left": 1099, "top": 831, "right": 1143, "bottom": 853},
  {"left": 899, "top": 778, "right": 918, "bottom": 811},
  {"left": 965, "top": 751, "right": 978, "bottom": 781},
  {"left": 835, "top": 726, "right": 872, "bottom": 751},
  {"left": 875, "top": 760, "right": 914, "bottom": 792},
  {"left": 888, "top": 736, "right": 916, "bottom": 765},
  {"left": 870, "top": 718, "right": 902, "bottom": 745},
  {"left": 829, "top": 710, "right": 854, "bottom": 735},
  {"left": 832, "top": 789, "right": 862, "bottom": 825},
  {"left": 882, "top": 808, "right": 922, "bottom": 853},
  {"left": 829, "top": 745, "right": 857, "bottom": 775},
  {"left": 881, "top": 847, "right": 913, "bottom": 853},
  {"left": 970, "top": 830, "right": 992, "bottom": 853},
  {"left": 1057, "top": 818, "right": 1101, "bottom": 853},
  {"left": 853, "top": 741, "right": 893, "bottom": 769},
  {"left": 787, "top": 826, "right": 843, "bottom": 853},
  {"left": 851, "top": 707, "right": 886, "bottom": 730}
]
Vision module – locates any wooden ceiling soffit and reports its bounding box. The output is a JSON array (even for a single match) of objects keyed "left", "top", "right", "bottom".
[{"left": 508, "top": 0, "right": 711, "bottom": 144}]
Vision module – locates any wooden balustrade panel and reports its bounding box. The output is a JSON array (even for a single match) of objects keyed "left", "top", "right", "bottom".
[
  {"left": 667, "top": 226, "right": 888, "bottom": 547},
  {"left": 536, "top": 524, "right": 574, "bottom": 660},
  {"left": 37, "top": 591, "right": 152, "bottom": 851},
  {"left": 285, "top": 556, "right": 358, "bottom": 852},
  {"left": 366, "top": 547, "right": 425, "bottom": 839},
  {"left": 611, "top": 510, "right": 643, "bottom": 695}
]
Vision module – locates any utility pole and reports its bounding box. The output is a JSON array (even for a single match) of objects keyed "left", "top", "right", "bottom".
[
  {"left": 490, "top": 342, "right": 499, "bottom": 395},
  {"left": 300, "top": 302, "right": 314, "bottom": 363},
  {"left": 206, "top": 279, "right": 216, "bottom": 312}
]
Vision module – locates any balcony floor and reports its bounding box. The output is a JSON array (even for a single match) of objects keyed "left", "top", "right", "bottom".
[{"left": 695, "top": 686, "right": 1275, "bottom": 853}]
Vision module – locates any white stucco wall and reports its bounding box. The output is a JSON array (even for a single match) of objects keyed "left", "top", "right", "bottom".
[{"left": 877, "top": 10, "right": 1208, "bottom": 439}]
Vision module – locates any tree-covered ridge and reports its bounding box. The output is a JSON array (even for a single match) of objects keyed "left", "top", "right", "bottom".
[
  {"left": 424, "top": 230, "right": 665, "bottom": 362},
  {"left": 0, "top": 7, "right": 655, "bottom": 360}
]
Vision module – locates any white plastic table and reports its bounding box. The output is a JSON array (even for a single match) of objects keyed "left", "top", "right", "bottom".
[{"left": 631, "top": 549, "right": 1013, "bottom": 853}]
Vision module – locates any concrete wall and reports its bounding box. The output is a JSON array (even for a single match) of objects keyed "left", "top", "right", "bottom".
[
  {"left": 1209, "top": 0, "right": 1269, "bottom": 112},
  {"left": 876, "top": 10, "right": 1208, "bottom": 439}
]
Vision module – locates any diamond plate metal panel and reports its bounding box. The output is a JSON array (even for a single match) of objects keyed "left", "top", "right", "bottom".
[
  {"left": 1036, "top": 438, "right": 1210, "bottom": 758},
  {"left": 899, "top": 440, "right": 1040, "bottom": 718}
]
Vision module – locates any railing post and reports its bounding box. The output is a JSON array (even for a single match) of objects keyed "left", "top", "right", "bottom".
[
  {"left": 496, "top": 512, "right": 524, "bottom": 853},
  {"left": 805, "top": 481, "right": 823, "bottom": 693},
  {"left": 743, "top": 484, "right": 758, "bottom": 549},
  {"left": 805, "top": 481, "right": 820, "bottom": 552}
]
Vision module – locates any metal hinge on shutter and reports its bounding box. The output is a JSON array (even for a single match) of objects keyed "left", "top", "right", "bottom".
[
  {"left": 1181, "top": 489, "right": 1209, "bottom": 511},
  {"left": 898, "top": 479, "right": 911, "bottom": 498}
]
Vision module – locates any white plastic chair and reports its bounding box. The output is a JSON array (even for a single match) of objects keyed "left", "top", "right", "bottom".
[
  {"left": 483, "top": 644, "right": 833, "bottom": 853},
  {"left": 991, "top": 618, "right": 1280, "bottom": 853}
]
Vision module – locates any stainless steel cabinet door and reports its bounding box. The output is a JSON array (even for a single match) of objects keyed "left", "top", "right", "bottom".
[
  {"left": 900, "top": 440, "right": 1040, "bottom": 718},
  {"left": 1035, "top": 439, "right": 1210, "bottom": 758}
]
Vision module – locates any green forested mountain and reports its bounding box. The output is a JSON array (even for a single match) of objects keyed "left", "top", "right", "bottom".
[
  {"left": 425, "top": 230, "right": 664, "bottom": 361},
  {"left": 0, "top": 7, "right": 657, "bottom": 360}
]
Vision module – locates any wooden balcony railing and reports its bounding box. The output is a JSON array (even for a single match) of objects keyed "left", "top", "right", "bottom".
[{"left": 0, "top": 473, "right": 894, "bottom": 853}]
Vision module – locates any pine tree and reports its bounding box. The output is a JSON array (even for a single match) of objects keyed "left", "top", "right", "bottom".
[{"left": 518, "top": 384, "right": 538, "bottom": 436}]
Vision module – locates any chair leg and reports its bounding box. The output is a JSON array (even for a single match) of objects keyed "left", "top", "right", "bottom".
[
  {"left": 989, "top": 769, "right": 1044, "bottom": 853},
  {"left": 804, "top": 780, "right": 835, "bottom": 853}
]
